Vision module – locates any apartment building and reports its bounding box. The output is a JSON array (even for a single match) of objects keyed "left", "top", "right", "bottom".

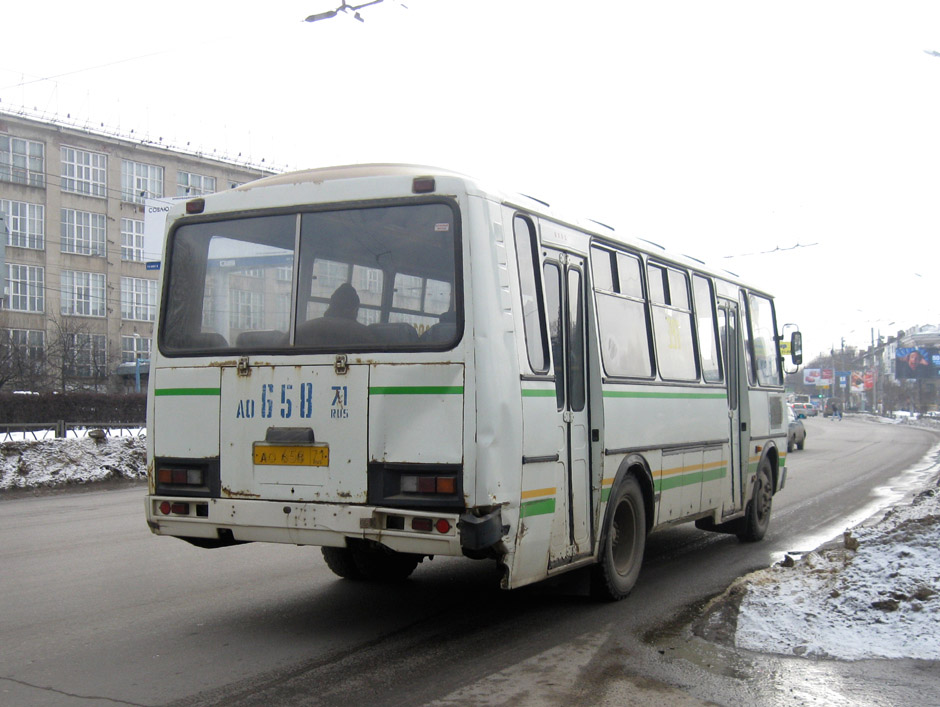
[{"left": 0, "top": 110, "right": 273, "bottom": 392}]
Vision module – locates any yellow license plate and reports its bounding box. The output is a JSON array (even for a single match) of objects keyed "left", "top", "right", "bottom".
[{"left": 252, "top": 444, "right": 329, "bottom": 467}]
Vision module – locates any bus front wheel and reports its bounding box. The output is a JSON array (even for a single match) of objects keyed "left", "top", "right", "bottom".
[
  {"left": 737, "top": 458, "right": 773, "bottom": 542},
  {"left": 591, "top": 475, "right": 647, "bottom": 601}
]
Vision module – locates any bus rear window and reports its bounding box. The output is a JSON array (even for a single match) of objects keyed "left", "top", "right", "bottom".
[{"left": 160, "top": 202, "right": 460, "bottom": 354}]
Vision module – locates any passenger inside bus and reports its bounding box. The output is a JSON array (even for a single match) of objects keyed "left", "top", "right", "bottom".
[
  {"left": 420, "top": 309, "right": 457, "bottom": 343},
  {"left": 295, "top": 283, "right": 377, "bottom": 347}
]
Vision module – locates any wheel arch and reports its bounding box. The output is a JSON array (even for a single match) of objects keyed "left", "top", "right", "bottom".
[
  {"left": 758, "top": 442, "right": 781, "bottom": 494},
  {"left": 602, "top": 453, "right": 655, "bottom": 543}
]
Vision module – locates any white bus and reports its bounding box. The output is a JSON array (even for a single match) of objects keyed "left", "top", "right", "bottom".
[{"left": 145, "top": 164, "right": 802, "bottom": 599}]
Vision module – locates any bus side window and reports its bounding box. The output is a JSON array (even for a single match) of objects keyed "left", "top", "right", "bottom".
[
  {"left": 648, "top": 263, "right": 697, "bottom": 381},
  {"left": 513, "top": 216, "right": 549, "bottom": 374},
  {"left": 593, "top": 249, "right": 653, "bottom": 378},
  {"left": 692, "top": 274, "right": 722, "bottom": 382},
  {"left": 740, "top": 291, "right": 757, "bottom": 386},
  {"left": 543, "top": 262, "right": 565, "bottom": 410},
  {"left": 747, "top": 292, "right": 782, "bottom": 386}
]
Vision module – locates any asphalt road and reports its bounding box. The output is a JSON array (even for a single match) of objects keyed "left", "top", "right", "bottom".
[{"left": 1, "top": 417, "right": 938, "bottom": 706}]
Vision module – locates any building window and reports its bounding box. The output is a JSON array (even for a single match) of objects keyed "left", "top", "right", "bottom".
[
  {"left": 121, "top": 277, "right": 157, "bottom": 321},
  {"left": 1, "top": 199, "right": 44, "bottom": 249},
  {"left": 121, "top": 218, "right": 146, "bottom": 261},
  {"left": 67, "top": 333, "right": 107, "bottom": 378},
  {"left": 121, "top": 335, "right": 151, "bottom": 363},
  {"left": 121, "top": 159, "right": 164, "bottom": 203},
  {"left": 10, "top": 328, "right": 45, "bottom": 362},
  {"left": 177, "top": 171, "right": 216, "bottom": 196},
  {"left": 6, "top": 264, "right": 44, "bottom": 312},
  {"left": 61, "top": 146, "right": 107, "bottom": 197},
  {"left": 0, "top": 136, "right": 44, "bottom": 187},
  {"left": 229, "top": 289, "right": 264, "bottom": 330},
  {"left": 61, "top": 270, "right": 106, "bottom": 317},
  {"left": 61, "top": 209, "right": 106, "bottom": 256}
]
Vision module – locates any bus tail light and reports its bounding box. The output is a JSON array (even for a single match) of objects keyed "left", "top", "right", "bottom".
[
  {"left": 157, "top": 466, "right": 205, "bottom": 487},
  {"left": 158, "top": 501, "right": 191, "bottom": 515},
  {"left": 400, "top": 474, "right": 457, "bottom": 495},
  {"left": 410, "top": 517, "right": 453, "bottom": 534}
]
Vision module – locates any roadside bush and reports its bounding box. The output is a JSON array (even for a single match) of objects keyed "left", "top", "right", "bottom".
[{"left": 0, "top": 393, "right": 146, "bottom": 424}]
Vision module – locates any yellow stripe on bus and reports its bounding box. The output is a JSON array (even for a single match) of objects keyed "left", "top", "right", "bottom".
[{"left": 521, "top": 487, "right": 556, "bottom": 499}]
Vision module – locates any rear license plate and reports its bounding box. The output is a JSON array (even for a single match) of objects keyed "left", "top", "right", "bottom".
[{"left": 252, "top": 444, "right": 329, "bottom": 467}]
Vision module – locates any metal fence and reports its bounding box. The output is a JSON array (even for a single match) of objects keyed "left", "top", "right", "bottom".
[{"left": 0, "top": 422, "right": 146, "bottom": 443}]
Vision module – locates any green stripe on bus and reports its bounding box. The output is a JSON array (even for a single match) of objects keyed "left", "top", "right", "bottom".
[
  {"left": 369, "top": 386, "right": 463, "bottom": 395},
  {"left": 520, "top": 498, "right": 556, "bottom": 517},
  {"left": 521, "top": 389, "right": 556, "bottom": 397},
  {"left": 702, "top": 466, "right": 727, "bottom": 483},
  {"left": 603, "top": 391, "right": 727, "bottom": 400},
  {"left": 655, "top": 468, "right": 727, "bottom": 492},
  {"left": 154, "top": 388, "right": 221, "bottom": 396}
]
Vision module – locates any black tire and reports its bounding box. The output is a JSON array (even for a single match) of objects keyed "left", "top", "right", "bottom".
[
  {"left": 797, "top": 436, "right": 805, "bottom": 451},
  {"left": 322, "top": 546, "right": 364, "bottom": 580},
  {"left": 350, "top": 541, "right": 421, "bottom": 582},
  {"left": 737, "top": 458, "right": 773, "bottom": 542},
  {"left": 591, "top": 475, "right": 647, "bottom": 601},
  {"left": 787, "top": 437, "right": 794, "bottom": 453}
]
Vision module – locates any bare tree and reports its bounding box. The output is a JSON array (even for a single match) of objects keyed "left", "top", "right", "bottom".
[
  {"left": 45, "top": 315, "right": 113, "bottom": 392},
  {"left": 0, "top": 330, "right": 49, "bottom": 392}
]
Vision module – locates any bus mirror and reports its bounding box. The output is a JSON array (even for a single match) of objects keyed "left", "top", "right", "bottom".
[
  {"left": 781, "top": 323, "right": 802, "bottom": 374},
  {"left": 790, "top": 331, "right": 803, "bottom": 366}
]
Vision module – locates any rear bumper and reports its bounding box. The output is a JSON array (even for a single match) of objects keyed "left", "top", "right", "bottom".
[{"left": 146, "top": 496, "right": 475, "bottom": 556}]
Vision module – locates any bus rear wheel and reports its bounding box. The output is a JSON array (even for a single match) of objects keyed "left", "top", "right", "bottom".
[
  {"left": 737, "top": 458, "right": 773, "bottom": 542},
  {"left": 350, "top": 540, "right": 421, "bottom": 582},
  {"left": 321, "top": 546, "right": 363, "bottom": 579},
  {"left": 591, "top": 475, "right": 647, "bottom": 601}
]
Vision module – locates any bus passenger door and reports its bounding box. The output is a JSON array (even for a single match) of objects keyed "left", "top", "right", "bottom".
[
  {"left": 718, "top": 299, "right": 745, "bottom": 516},
  {"left": 542, "top": 251, "right": 592, "bottom": 565}
]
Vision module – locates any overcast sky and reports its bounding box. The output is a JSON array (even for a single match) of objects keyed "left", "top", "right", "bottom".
[{"left": 3, "top": 0, "right": 939, "bottom": 359}]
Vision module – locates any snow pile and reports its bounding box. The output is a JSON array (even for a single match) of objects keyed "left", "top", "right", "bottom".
[
  {"left": 734, "top": 484, "right": 940, "bottom": 660},
  {"left": 0, "top": 435, "right": 147, "bottom": 490}
]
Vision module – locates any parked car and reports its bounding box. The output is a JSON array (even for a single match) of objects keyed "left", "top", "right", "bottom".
[{"left": 787, "top": 407, "right": 806, "bottom": 452}]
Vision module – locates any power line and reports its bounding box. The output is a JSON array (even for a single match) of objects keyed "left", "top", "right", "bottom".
[
  {"left": 1, "top": 51, "right": 167, "bottom": 91},
  {"left": 722, "top": 242, "right": 819, "bottom": 259}
]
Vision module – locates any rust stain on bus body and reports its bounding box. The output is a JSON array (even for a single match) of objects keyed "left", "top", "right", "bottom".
[{"left": 222, "top": 486, "right": 261, "bottom": 499}]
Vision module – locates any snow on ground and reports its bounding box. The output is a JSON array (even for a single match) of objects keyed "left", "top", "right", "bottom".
[
  {"left": 734, "top": 477, "right": 940, "bottom": 661},
  {"left": 0, "top": 434, "right": 146, "bottom": 490}
]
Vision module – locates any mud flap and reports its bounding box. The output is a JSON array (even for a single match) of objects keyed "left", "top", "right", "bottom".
[{"left": 458, "top": 509, "right": 505, "bottom": 551}]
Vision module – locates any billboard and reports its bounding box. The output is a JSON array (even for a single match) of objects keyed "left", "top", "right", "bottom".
[
  {"left": 803, "top": 368, "right": 834, "bottom": 387},
  {"left": 895, "top": 347, "right": 940, "bottom": 380},
  {"left": 143, "top": 197, "right": 189, "bottom": 268}
]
